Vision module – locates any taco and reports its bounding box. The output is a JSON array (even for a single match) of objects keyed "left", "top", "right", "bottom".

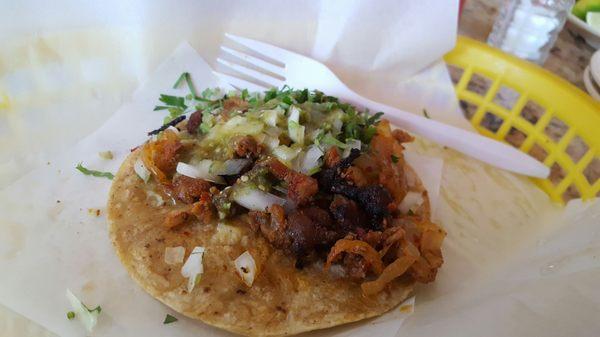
[{"left": 108, "top": 87, "right": 445, "bottom": 336}]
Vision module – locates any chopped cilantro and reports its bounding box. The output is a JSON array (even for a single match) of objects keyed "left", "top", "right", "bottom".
[
  {"left": 76, "top": 163, "right": 114, "bottom": 180},
  {"left": 172, "top": 72, "right": 198, "bottom": 98},
  {"left": 367, "top": 112, "right": 384, "bottom": 125},
  {"left": 67, "top": 311, "right": 75, "bottom": 320},
  {"left": 173, "top": 72, "right": 188, "bottom": 88},
  {"left": 159, "top": 94, "right": 186, "bottom": 109},
  {"left": 422, "top": 109, "right": 430, "bottom": 119},
  {"left": 391, "top": 154, "right": 399, "bottom": 163},
  {"left": 297, "top": 88, "right": 309, "bottom": 103},
  {"left": 407, "top": 209, "right": 415, "bottom": 216},
  {"left": 153, "top": 106, "right": 170, "bottom": 111},
  {"left": 362, "top": 125, "right": 377, "bottom": 143},
  {"left": 241, "top": 89, "right": 249, "bottom": 100},
  {"left": 163, "top": 314, "right": 178, "bottom": 324},
  {"left": 264, "top": 88, "right": 278, "bottom": 102}
]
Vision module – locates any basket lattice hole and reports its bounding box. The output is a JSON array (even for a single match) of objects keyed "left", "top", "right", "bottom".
[
  {"left": 520, "top": 100, "right": 546, "bottom": 125},
  {"left": 459, "top": 100, "right": 478, "bottom": 120},
  {"left": 565, "top": 136, "right": 589, "bottom": 163},
  {"left": 529, "top": 143, "right": 549, "bottom": 162},
  {"left": 544, "top": 117, "right": 569, "bottom": 143},
  {"left": 505, "top": 127, "right": 527, "bottom": 148},
  {"left": 466, "top": 73, "right": 492, "bottom": 96},
  {"left": 480, "top": 112, "right": 503, "bottom": 133},
  {"left": 583, "top": 157, "right": 600, "bottom": 186},
  {"left": 447, "top": 64, "right": 464, "bottom": 85},
  {"left": 562, "top": 184, "right": 581, "bottom": 203},
  {"left": 492, "top": 85, "right": 520, "bottom": 110},
  {"left": 549, "top": 162, "right": 567, "bottom": 186}
]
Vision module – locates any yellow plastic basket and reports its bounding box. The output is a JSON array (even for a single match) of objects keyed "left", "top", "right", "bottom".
[{"left": 444, "top": 36, "right": 600, "bottom": 203}]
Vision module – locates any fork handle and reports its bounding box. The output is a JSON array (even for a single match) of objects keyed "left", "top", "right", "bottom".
[{"left": 342, "top": 95, "right": 550, "bottom": 178}]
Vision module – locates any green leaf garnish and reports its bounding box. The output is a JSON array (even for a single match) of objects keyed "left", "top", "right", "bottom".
[
  {"left": 367, "top": 112, "right": 384, "bottom": 125},
  {"left": 153, "top": 106, "right": 170, "bottom": 111},
  {"left": 422, "top": 109, "right": 430, "bottom": 119},
  {"left": 163, "top": 314, "right": 178, "bottom": 324},
  {"left": 67, "top": 311, "right": 75, "bottom": 320},
  {"left": 76, "top": 163, "right": 114, "bottom": 180},
  {"left": 173, "top": 72, "right": 199, "bottom": 99},
  {"left": 173, "top": 72, "right": 188, "bottom": 88},
  {"left": 159, "top": 94, "right": 186, "bottom": 109},
  {"left": 241, "top": 89, "right": 249, "bottom": 100},
  {"left": 391, "top": 155, "right": 399, "bottom": 163}
]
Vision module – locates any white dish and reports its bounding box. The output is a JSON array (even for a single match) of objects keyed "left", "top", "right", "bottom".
[{"left": 567, "top": 12, "right": 600, "bottom": 49}]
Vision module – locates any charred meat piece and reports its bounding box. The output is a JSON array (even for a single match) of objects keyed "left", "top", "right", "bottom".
[
  {"left": 329, "top": 194, "right": 368, "bottom": 232},
  {"left": 324, "top": 147, "right": 341, "bottom": 168},
  {"left": 266, "top": 158, "right": 318, "bottom": 206},
  {"left": 248, "top": 205, "right": 289, "bottom": 248},
  {"left": 331, "top": 184, "right": 393, "bottom": 230},
  {"left": 318, "top": 148, "right": 392, "bottom": 229},
  {"left": 190, "top": 192, "right": 215, "bottom": 224},
  {"left": 186, "top": 110, "right": 203, "bottom": 134},
  {"left": 233, "top": 136, "right": 263, "bottom": 159},
  {"left": 392, "top": 128, "right": 414, "bottom": 143},
  {"left": 286, "top": 206, "right": 340, "bottom": 257},
  {"left": 143, "top": 132, "right": 183, "bottom": 182},
  {"left": 170, "top": 175, "right": 212, "bottom": 204},
  {"left": 317, "top": 148, "right": 361, "bottom": 192},
  {"left": 343, "top": 166, "right": 368, "bottom": 187},
  {"left": 342, "top": 253, "right": 369, "bottom": 279},
  {"left": 223, "top": 97, "right": 249, "bottom": 113}
]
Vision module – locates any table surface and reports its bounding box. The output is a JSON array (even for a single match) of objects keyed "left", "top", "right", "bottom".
[{"left": 459, "top": 0, "right": 596, "bottom": 91}]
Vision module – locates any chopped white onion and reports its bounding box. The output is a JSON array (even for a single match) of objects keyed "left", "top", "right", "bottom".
[
  {"left": 222, "top": 116, "right": 264, "bottom": 135},
  {"left": 181, "top": 246, "right": 205, "bottom": 293},
  {"left": 272, "top": 145, "right": 302, "bottom": 165},
  {"left": 288, "top": 121, "right": 305, "bottom": 145},
  {"left": 233, "top": 187, "right": 286, "bottom": 211},
  {"left": 261, "top": 107, "right": 284, "bottom": 127},
  {"left": 398, "top": 191, "right": 424, "bottom": 214},
  {"left": 342, "top": 139, "right": 362, "bottom": 158},
  {"left": 65, "top": 289, "right": 100, "bottom": 333},
  {"left": 176, "top": 162, "right": 201, "bottom": 178},
  {"left": 210, "top": 159, "right": 250, "bottom": 176},
  {"left": 176, "top": 161, "right": 225, "bottom": 184},
  {"left": 288, "top": 105, "right": 301, "bottom": 123},
  {"left": 166, "top": 125, "right": 180, "bottom": 134},
  {"left": 295, "top": 145, "right": 323, "bottom": 175},
  {"left": 287, "top": 106, "right": 304, "bottom": 144},
  {"left": 164, "top": 246, "right": 185, "bottom": 265},
  {"left": 234, "top": 251, "right": 257, "bottom": 287},
  {"left": 262, "top": 136, "right": 280, "bottom": 150},
  {"left": 332, "top": 118, "right": 343, "bottom": 135},
  {"left": 134, "top": 158, "right": 150, "bottom": 183},
  {"left": 264, "top": 126, "right": 282, "bottom": 137}
]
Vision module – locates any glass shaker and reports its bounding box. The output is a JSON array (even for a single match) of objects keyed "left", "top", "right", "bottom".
[{"left": 487, "top": 0, "right": 575, "bottom": 65}]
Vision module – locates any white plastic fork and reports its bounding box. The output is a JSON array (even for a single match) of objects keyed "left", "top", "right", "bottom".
[{"left": 214, "top": 33, "right": 550, "bottom": 178}]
